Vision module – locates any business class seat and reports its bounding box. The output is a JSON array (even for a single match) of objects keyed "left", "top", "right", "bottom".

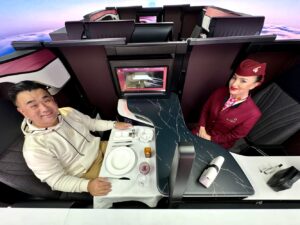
[
  {"left": 85, "top": 20, "right": 135, "bottom": 42},
  {"left": 0, "top": 98, "right": 92, "bottom": 207},
  {"left": 130, "top": 22, "right": 173, "bottom": 43},
  {"left": 0, "top": 50, "right": 97, "bottom": 206},
  {"left": 65, "top": 21, "right": 86, "bottom": 40},
  {"left": 163, "top": 4, "right": 189, "bottom": 41},
  {"left": 231, "top": 65, "right": 300, "bottom": 156},
  {"left": 116, "top": 5, "right": 142, "bottom": 20},
  {"left": 191, "top": 7, "right": 264, "bottom": 39},
  {"left": 83, "top": 9, "right": 119, "bottom": 22}
]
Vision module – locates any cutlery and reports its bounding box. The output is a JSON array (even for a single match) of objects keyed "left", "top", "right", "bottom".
[
  {"left": 106, "top": 177, "right": 130, "bottom": 180},
  {"left": 129, "top": 129, "right": 136, "bottom": 138},
  {"left": 112, "top": 144, "right": 132, "bottom": 148},
  {"left": 112, "top": 142, "right": 132, "bottom": 145},
  {"left": 111, "top": 141, "right": 133, "bottom": 147},
  {"left": 112, "top": 140, "right": 132, "bottom": 144}
]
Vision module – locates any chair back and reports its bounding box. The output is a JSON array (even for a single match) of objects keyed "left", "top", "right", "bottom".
[
  {"left": 130, "top": 22, "right": 173, "bottom": 43},
  {"left": 248, "top": 71, "right": 300, "bottom": 145},
  {"left": 65, "top": 21, "right": 85, "bottom": 40},
  {"left": 85, "top": 20, "right": 135, "bottom": 42}
]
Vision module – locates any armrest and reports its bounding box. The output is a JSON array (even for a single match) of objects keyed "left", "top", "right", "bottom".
[{"left": 240, "top": 144, "right": 287, "bottom": 156}]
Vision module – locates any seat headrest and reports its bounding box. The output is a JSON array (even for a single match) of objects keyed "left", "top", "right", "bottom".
[{"left": 0, "top": 99, "right": 23, "bottom": 154}]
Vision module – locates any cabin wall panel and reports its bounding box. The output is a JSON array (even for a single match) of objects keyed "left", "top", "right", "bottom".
[
  {"left": 181, "top": 43, "right": 243, "bottom": 124},
  {"left": 163, "top": 5, "right": 188, "bottom": 41},
  {"left": 246, "top": 51, "right": 300, "bottom": 87},
  {"left": 180, "top": 7, "right": 204, "bottom": 39},
  {"left": 58, "top": 46, "right": 118, "bottom": 120},
  {"left": 117, "top": 6, "right": 142, "bottom": 20}
]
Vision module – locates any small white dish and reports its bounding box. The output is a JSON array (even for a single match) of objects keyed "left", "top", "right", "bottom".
[
  {"left": 105, "top": 146, "right": 136, "bottom": 175},
  {"left": 138, "top": 128, "right": 154, "bottom": 142}
]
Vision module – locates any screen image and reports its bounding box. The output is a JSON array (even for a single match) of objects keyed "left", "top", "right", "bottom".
[
  {"left": 138, "top": 15, "right": 157, "bottom": 23},
  {"left": 116, "top": 67, "right": 167, "bottom": 93}
]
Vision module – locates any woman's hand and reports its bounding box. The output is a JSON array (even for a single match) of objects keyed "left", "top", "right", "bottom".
[
  {"left": 114, "top": 122, "right": 132, "bottom": 130},
  {"left": 87, "top": 177, "right": 111, "bottom": 196},
  {"left": 198, "top": 126, "right": 211, "bottom": 141}
]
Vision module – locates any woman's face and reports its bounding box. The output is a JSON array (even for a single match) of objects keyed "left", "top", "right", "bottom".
[{"left": 229, "top": 73, "right": 260, "bottom": 98}]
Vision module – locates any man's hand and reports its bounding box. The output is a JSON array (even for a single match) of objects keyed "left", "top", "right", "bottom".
[
  {"left": 87, "top": 177, "right": 111, "bottom": 196},
  {"left": 198, "top": 126, "right": 211, "bottom": 141},
  {"left": 114, "top": 122, "right": 132, "bottom": 130}
]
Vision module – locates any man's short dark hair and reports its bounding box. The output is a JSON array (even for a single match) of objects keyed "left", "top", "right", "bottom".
[{"left": 8, "top": 81, "right": 49, "bottom": 105}]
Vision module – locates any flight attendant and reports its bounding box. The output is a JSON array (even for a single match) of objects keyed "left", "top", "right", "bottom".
[{"left": 196, "top": 59, "right": 267, "bottom": 149}]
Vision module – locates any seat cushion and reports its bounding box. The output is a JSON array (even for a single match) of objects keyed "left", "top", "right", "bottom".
[{"left": 248, "top": 83, "right": 300, "bottom": 145}]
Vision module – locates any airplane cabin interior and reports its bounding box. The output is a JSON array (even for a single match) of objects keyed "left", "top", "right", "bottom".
[{"left": 0, "top": 4, "right": 299, "bottom": 212}]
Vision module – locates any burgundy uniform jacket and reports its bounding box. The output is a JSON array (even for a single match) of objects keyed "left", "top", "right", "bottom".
[{"left": 198, "top": 87, "right": 261, "bottom": 149}]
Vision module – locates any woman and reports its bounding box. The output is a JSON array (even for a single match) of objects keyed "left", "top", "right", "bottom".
[{"left": 196, "top": 59, "right": 267, "bottom": 149}]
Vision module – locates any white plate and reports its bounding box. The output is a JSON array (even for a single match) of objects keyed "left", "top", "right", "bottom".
[{"left": 105, "top": 146, "right": 136, "bottom": 175}]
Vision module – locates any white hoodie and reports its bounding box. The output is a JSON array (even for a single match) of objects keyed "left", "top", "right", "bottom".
[{"left": 22, "top": 107, "right": 114, "bottom": 193}]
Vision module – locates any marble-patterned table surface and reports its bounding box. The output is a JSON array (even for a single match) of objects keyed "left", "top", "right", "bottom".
[{"left": 127, "top": 93, "right": 254, "bottom": 197}]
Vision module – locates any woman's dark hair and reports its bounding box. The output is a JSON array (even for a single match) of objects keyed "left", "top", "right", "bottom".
[
  {"left": 8, "top": 81, "right": 49, "bottom": 105},
  {"left": 256, "top": 75, "right": 263, "bottom": 83}
]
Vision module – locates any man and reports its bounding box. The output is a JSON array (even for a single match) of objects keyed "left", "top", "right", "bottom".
[{"left": 8, "top": 81, "right": 132, "bottom": 196}]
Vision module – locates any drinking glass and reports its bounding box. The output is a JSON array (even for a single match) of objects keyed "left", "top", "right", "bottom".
[{"left": 137, "top": 162, "right": 150, "bottom": 186}]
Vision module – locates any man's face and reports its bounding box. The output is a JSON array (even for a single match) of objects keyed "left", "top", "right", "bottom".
[{"left": 16, "top": 88, "right": 59, "bottom": 128}]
